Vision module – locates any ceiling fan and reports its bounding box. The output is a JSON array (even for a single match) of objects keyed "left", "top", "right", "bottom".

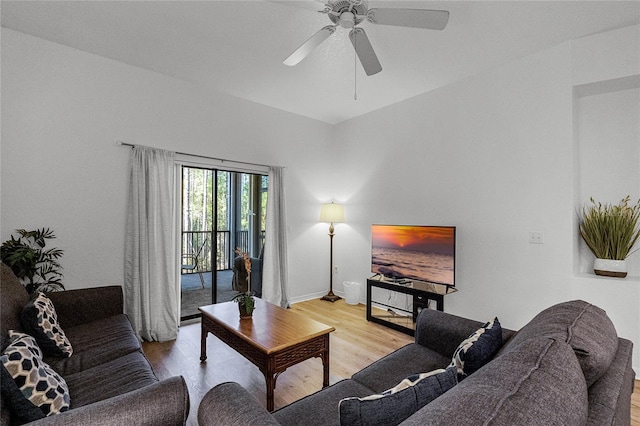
[{"left": 283, "top": 0, "right": 450, "bottom": 76}]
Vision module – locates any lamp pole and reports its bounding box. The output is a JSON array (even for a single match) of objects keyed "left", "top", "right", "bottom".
[
  {"left": 321, "top": 221, "right": 340, "bottom": 302},
  {"left": 319, "top": 202, "right": 344, "bottom": 303}
]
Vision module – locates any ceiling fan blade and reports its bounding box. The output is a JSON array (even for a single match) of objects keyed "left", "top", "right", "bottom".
[
  {"left": 283, "top": 25, "right": 336, "bottom": 66},
  {"left": 349, "top": 28, "right": 382, "bottom": 76},
  {"left": 367, "top": 8, "right": 450, "bottom": 30}
]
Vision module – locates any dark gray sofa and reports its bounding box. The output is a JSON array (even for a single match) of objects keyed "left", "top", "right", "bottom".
[
  {"left": 198, "top": 299, "right": 635, "bottom": 425},
  {"left": 1, "top": 264, "right": 190, "bottom": 425}
]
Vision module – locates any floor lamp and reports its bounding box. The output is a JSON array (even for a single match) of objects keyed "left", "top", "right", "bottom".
[{"left": 319, "top": 202, "right": 345, "bottom": 302}]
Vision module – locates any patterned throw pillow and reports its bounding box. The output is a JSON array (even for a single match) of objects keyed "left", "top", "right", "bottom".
[
  {"left": 451, "top": 317, "right": 503, "bottom": 379},
  {"left": 21, "top": 292, "right": 73, "bottom": 357},
  {"left": 339, "top": 366, "right": 458, "bottom": 426},
  {"left": 0, "top": 331, "right": 70, "bottom": 420}
]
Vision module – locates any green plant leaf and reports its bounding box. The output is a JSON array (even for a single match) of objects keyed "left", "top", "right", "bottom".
[
  {"left": 578, "top": 196, "right": 640, "bottom": 260},
  {"left": 1, "top": 228, "right": 64, "bottom": 292}
]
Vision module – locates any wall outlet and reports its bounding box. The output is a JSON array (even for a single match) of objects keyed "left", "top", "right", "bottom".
[{"left": 529, "top": 232, "right": 544, "bottom": 244}]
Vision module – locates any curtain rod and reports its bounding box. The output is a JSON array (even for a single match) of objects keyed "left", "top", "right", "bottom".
[{"left": 115, "top": 140, "right": 278, "bottom": 170}]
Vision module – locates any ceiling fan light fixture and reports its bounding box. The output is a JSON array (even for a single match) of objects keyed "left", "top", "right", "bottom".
[{"left": 339, "top": 11, "right": 355, "bottom": 28}]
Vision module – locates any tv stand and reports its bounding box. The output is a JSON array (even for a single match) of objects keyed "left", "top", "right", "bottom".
[
  {"left": 385, "top": 278, "right": 412, "bottom": 285},
  {"left": 366, "top": 278, "right": 457, "bottom": 336}
]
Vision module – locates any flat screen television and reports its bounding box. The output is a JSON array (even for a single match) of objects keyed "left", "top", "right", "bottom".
[{"left": 371, "top": 224, "right": 456, "bottom": 287}]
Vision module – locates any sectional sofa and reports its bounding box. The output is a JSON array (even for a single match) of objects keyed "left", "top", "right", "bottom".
[{"left": 198, "top": 299, "right": 635, "bottom": 425}]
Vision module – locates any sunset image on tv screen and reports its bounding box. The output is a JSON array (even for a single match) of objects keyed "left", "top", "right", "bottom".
[{"left": 371, "top": 225, "right": 455, "bottom": 285}]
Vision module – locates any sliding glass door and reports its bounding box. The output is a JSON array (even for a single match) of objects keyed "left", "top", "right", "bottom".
[{"left": 180, "top": 166, "right": 267, "bottom": 320}]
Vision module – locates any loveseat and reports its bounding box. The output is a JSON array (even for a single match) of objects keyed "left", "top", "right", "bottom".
[
  {"left": 198, "top": 299, "right": 635, "bottom": 425},
  {"left": 0, "top": 264, "right": 190, "bottom": 425}
]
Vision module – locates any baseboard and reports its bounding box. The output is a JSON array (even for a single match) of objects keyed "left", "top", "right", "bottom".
[{"left": 288, "top": 290, "right": 350, "bottom": 305}]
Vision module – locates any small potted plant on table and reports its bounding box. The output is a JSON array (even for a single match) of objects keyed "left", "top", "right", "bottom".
[
  {"left": 232, "top": 291, "right": 255, "bottom": 319},
  {"left": 579, "top": 196, "right": 640, "bottom": 278},
  {"left": 232, "top": 248, "right": 255, "bottom": 319}
]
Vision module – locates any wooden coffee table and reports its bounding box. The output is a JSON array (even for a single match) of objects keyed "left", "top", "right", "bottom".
[{"left": 199, "top": 298, "right": 335, "bottom": 411}]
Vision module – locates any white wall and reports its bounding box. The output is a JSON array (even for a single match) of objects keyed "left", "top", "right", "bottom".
[
  {"left": 0, "top": 28, "right": 335, "bottom": 299},
  {"left": 571, "top": 24, "right": 639, "bottom": 86},
  {"left": 333, "top": 42, "right": 576, "bottom": 326},
  {"left": 332, "top": 25, "right": 639, "bottom": 372}
]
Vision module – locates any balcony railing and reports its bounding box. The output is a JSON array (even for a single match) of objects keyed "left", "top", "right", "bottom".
[{"left": 181, "top": 230, "right": 264, "bottom": 274}]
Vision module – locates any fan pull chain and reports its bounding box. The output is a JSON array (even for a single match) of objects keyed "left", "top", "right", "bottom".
[{"left": 354, "top": 32, "right": 358, "bottom": 101}]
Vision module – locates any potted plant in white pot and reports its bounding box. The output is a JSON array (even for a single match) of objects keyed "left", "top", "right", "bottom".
[{"left": 579, "top": 196, "right": 640, "bottom": 278}]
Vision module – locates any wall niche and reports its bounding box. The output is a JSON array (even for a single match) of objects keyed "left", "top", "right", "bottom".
[{"left": 574, "top": 76, "right": 640, "bottom": 280}]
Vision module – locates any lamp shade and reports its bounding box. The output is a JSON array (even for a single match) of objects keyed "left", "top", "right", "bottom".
[{"left": 319, "top": 203, "right": 345, "bottom": 223}]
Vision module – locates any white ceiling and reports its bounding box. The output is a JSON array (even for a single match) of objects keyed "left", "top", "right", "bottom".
[{"left": 2, "top": 1, "right": 639, "bottom": 124}]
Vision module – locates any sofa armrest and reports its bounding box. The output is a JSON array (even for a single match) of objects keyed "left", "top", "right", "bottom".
[
  {"left": 198, "top": 382, "right": 281, "bottom": 426},
  {"left": 46, "top": 286, "right": 123, "bottom": 328},
  {"left": 28, "top": 376, "right": 189, "bottom": 426},
  {"left": 586, "top": 338, "right": 635, "bottom": 426}
]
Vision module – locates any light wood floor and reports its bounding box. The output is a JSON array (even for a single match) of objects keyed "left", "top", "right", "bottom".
[
  {"left": 142, "top": 299, "right": 413, "bottom": 425},
  {"left": 142, "top": 299, "right": 640, "bottom": 426}
]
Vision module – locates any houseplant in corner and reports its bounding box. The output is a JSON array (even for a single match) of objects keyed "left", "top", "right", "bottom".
[
  {"left": 232, "top": 291, "right": 255, "bottom": 319},
  {"left": 0, "top": 228, "right": 65, "bottom": 293},
  {"left": 579, "top": 196, "right": 640, "bottom": 278}
]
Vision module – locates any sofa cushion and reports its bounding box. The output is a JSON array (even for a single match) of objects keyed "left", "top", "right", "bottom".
[
  {"left": 400, "top": 337, "right": 588, "bottom": 426},
  {"left": 0, "top": 331, "right": 70, "bottom": 420},
  {"left": 64, "top": 350, "right": 158, "bottom": 408},
  {"left": 339, "top": 366, "right": 457, "bottom": 426},
  {"left": 45, "top": 314, "right": 141, "bottom": 376},
  {"left": 0, "top": 264, "right": 30, "bottom": 338},
  {"left": 21, "top": 292, "right": 73, "bottom": 358},
  {"left": 352, "top": 343, "right": 451, "bottom": 393},
  {"left": 273, "top": 379, "right": 374, "bottom": 426},
  {"left": 450, "top": 317, "right": 502, "bottom": 379},
  {"left": 499, "top": 300, "right": 617, "bottom": 386},
  {"left": 1, "top": 363, "right": 44, "bottom": 422}
]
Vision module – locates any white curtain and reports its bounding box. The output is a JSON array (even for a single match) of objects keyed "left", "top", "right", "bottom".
[
  {"left": 262, "top": 166, "right": 289, "bottom": 308},
  {"left": 124, "top": 145, "right": 179, "bottom": 341}
]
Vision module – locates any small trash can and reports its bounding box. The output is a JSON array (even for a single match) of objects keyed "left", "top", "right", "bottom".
[{"left": 343, "top": 281, "right": 360, "bottom": 305}]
